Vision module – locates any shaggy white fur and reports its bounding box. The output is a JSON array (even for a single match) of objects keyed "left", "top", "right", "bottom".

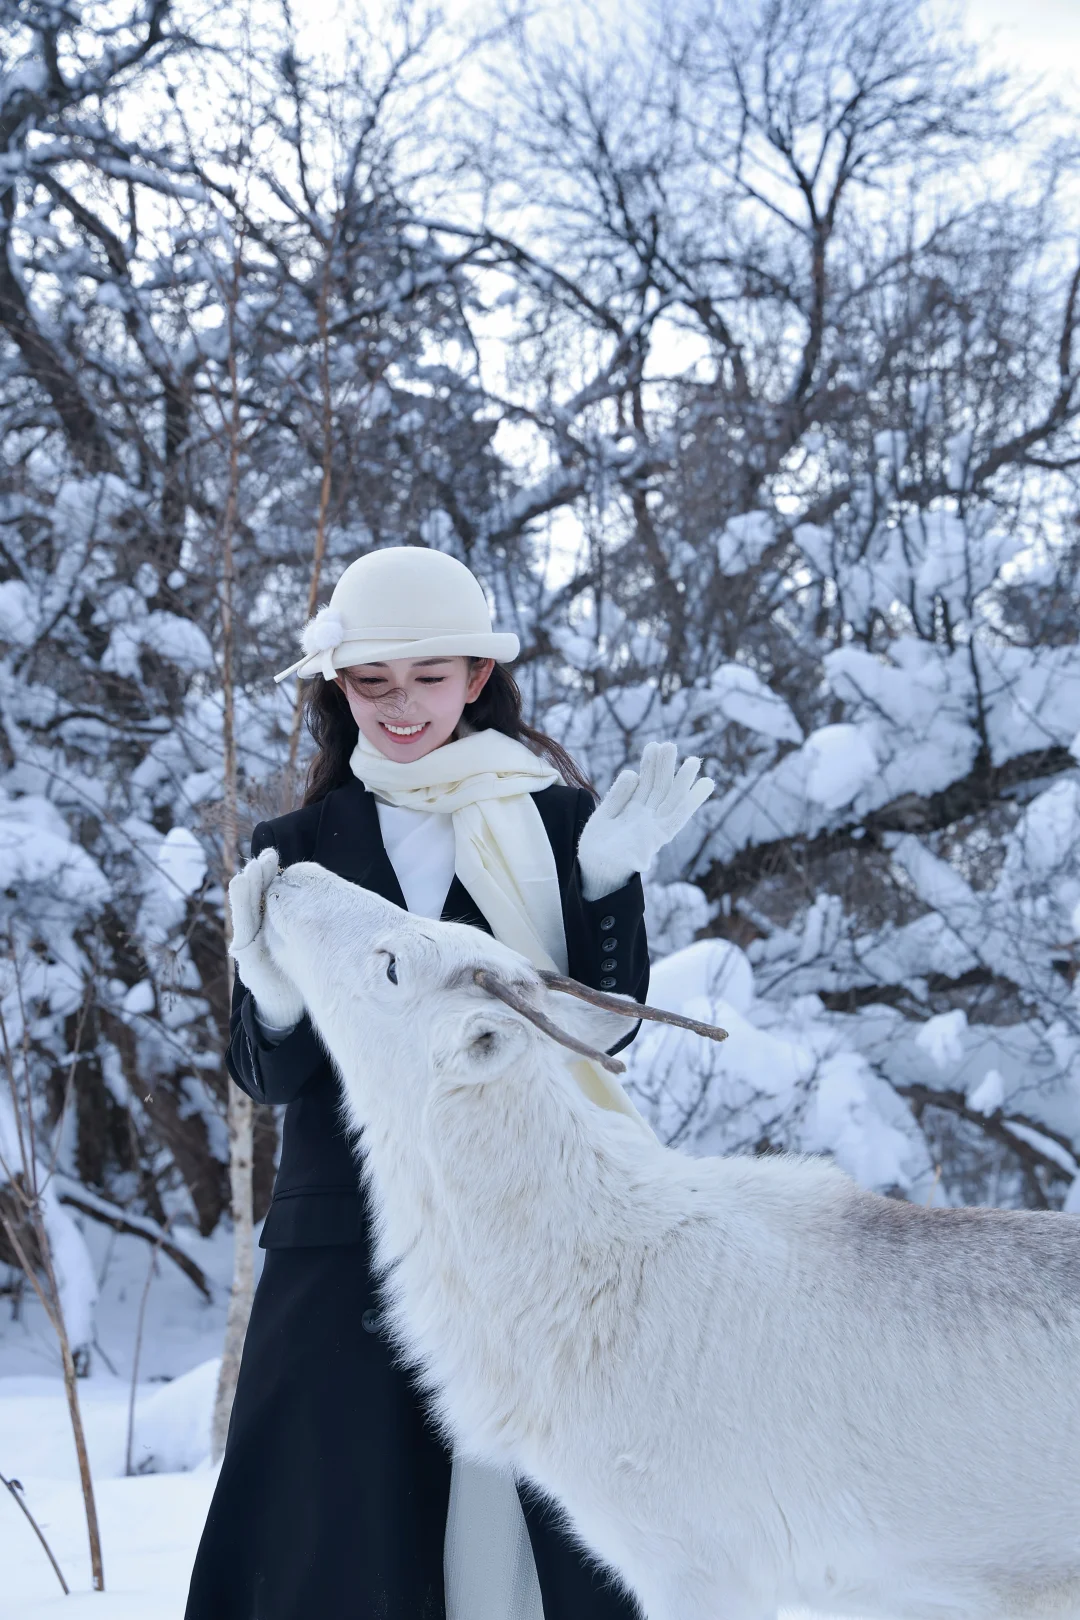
[{"left": 260, "top": 861, "right": 1080, "bottom": 1620}]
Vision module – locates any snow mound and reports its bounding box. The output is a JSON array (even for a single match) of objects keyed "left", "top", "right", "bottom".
[
  {"left": 644, "top": 882, "right": 715, "bottom": 956},
  {"left": 915, "top": 1010, "right": 968, "bottom": 1073},
  {"left": 709, "top": 664, "right": 803, "bottom": 744},
  {"left": 156, "top": 828, "right": 208, "bottom": 898},
  {"left": 966, "top": 1069, "right": 1004, "bottom": 1116},
  {"left": 803, "top": 725, "right": 878, "bottom": 810},
  {"left": 133, "top": 1358, "right": 220, "bottom": 1475},
  {"left": 648, "top": 938, "right": 755, "bottom": 1016},
  {"left": 714, "top": 511, "right": 775, "bottom": 575}
]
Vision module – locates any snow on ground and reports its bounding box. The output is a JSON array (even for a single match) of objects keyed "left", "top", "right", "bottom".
[
  {"left": 3, "top": 1460, "right": 216, "bottom": 1618},
  {"left": 0, "top": 1212, "right": 247, "bottom": 1614}
]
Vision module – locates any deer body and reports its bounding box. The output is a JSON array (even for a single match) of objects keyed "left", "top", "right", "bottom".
[{"left": 262, "top": 863, "right": 1080, "bottom": 1620}]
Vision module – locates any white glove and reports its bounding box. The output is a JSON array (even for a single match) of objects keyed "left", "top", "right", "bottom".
[
  {"left": 228, "top": 847, "right": 305, "bottom": 1030},
  {"left": 577, "top": 741, "right": 714, "bottom": 902}
]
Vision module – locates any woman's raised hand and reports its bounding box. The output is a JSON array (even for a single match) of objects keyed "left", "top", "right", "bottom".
[
  {"left": 576, "top": 741, "right": 714, "bottom": 902},
  {"left": 228, "top": 847, "right": 305, "bottom": 1030}
]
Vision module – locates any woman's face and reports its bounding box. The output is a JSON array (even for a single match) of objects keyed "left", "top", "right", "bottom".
[{"left": 335, "top": 655, "right": 494, "bottom": 760}]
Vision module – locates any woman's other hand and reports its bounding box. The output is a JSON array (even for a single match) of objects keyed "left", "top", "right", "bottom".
[
  {"left": 228, "top": 847, "right": 305, "bottom": 1029},
  {"left": 576, "top": 741, "right": 714, "bottom": 901}
]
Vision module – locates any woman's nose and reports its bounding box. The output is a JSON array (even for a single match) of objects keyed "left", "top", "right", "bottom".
[{"left": 373, "top": 687, "right": 409, "bottom": 718}]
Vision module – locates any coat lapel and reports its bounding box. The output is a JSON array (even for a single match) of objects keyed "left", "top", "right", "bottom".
[{"left": 314, "top": 776, "right": 408, "bottom": 911}]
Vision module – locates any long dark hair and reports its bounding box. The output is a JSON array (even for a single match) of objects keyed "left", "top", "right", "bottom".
[{"left": 300, "top": 661, "right": 594, "bottom": 807}]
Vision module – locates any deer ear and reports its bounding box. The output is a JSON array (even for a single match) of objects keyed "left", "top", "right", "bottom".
[
  {"left": 439, "top": 1008, "right": 532, "bottom": 1084},
  {"left": 539, "top": 986, "right": 639, "bottom": 1056}
]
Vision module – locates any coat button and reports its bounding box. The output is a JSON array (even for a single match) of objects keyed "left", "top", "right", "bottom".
[
  {"left": 599, "top": 914, "right": 616, "bottom": 931},
  {"left": 602, "top": 937, "right": 618, "bottom": 952},
  {"left": 599, "top": 977, "right": 617, "bottom": 990},
  {"left": 601, "top": 959, "right": 617, "bottom": 972},
  {"left": 361, "top": 1307, "right": 381, "bottom": 1335}
]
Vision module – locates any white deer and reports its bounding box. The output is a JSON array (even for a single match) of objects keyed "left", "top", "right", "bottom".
[{"left": 256, "top": 856, "right": 1080, "bottom": 1620}]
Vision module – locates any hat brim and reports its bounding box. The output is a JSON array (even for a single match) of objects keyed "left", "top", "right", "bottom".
[{"left": 275, "top": 630, "right": 520, "bottom": 684}]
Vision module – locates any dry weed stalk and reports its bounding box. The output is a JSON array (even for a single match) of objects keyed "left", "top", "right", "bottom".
[
  {"left": 1, "top": 1468, "right": 69, "bottom": 1594},
  {"left": 0, "top": 959, "right": 104, "bottom": 1590}
]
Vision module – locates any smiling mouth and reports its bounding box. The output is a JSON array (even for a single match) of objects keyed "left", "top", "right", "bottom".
[{"left": 379, "top": 721, "right": 429, "bottom": 739}]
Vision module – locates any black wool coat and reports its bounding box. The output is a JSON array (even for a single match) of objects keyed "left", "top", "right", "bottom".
[{"left": 186, "top": 773, "right": 649, "bottom": 1620}]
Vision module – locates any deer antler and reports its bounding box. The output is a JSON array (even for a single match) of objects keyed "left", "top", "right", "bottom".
[
  {"left": 473, "top": 970, "right": 627, "bottom": 1074},
  {"left": 537, "top": 972, "right": 729, "bottom": 1044}
]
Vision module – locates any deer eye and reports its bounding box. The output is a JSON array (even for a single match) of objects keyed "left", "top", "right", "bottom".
[{"left": 385, "top": 954, "right": 398, "bottom": 985}]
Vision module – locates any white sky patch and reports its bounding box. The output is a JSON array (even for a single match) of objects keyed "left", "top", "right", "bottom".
[{"left": 941, "top": 0, "right": 1080, "bottom": 96}]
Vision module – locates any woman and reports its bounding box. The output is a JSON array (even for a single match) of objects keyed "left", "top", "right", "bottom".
[{"left": 185, "top": 546, "right": 711, "bottom": 1620}]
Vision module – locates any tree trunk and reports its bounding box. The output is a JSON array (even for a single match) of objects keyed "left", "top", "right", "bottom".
[
  {"left": 282, "top": 235, "right": 338, "bottom": 812},
  {"left": 211, "top": 247, "right": 254, "bottom": 1461},
  {"left": 211, "top": 1086, "right": 253, "bottom": 1459}
]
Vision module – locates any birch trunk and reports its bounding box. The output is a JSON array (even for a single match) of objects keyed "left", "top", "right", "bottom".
[
  {"left": 211, "top": 250, "right": 255, "bottom": 1461},
  {"left": 282, "top": 235, "right": 338, "bottom": 812},
  {"left": 212, "top": 1086, "right": 253, "bottom": 1458}
]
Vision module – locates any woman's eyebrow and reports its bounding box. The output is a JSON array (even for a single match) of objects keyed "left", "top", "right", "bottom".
[{"left": 350, "top": 657, "right": 453, "bottom": 672}]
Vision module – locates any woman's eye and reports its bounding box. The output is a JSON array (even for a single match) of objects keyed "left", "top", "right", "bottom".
[
  {"left": 385, "top": 955, "right": 398, "bottom": 985},
  {"left": 417, "top": 677, "right": 445, "bottom": 685}
]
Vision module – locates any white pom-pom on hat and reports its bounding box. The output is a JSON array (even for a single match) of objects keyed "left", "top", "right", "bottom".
[
  {"left": 297, "top": 607, "right": 347, "bottom": 681},
  {"left": 273, "top": 547, "right": 520, "bottom": 684},
  {"left": 301, "top": 608, "right": 345, "bottom": 656}
]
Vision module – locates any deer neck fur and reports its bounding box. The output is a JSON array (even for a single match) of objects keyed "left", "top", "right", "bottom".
[{"left": 345, "top": 1034, "right": 682, "bottom": 1471}]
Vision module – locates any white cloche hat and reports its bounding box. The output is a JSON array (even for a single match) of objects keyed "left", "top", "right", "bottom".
[{"left": 274, "top": 547, "right": 520, "bottom": 683}]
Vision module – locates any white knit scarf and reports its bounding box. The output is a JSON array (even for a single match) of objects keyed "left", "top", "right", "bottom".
[{"left": 349, "top": 727, "right": 649, "bottom": 1128}]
